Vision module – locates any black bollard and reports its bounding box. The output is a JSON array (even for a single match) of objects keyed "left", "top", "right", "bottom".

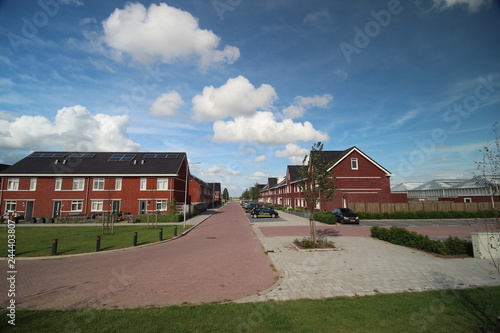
[
  {"left": 133, "top": 232, "right": 138, "bottom": 246},
  {"left": 96, "top": 235, "right": 101, "bottom": 252},
  {"left": 51, "top": 239, "right": 58, "bottom": 256},
  {"left": 174, "top": 225, "right": 178, "bottom": 237},
  {"left": 159, "top": 228, "right": 163, "bottom": 241}
]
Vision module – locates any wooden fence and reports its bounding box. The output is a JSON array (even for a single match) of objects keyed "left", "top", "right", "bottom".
[{"left": 349, "top": 201, "right": 494, "bottom": 213}]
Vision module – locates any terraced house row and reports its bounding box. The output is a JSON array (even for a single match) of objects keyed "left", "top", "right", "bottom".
[
  {"left": 260, "top": 147, "right": 407, "bottom": 211},
  {"left": 0, "top": 152, "right": 220, "bottom": 219}
]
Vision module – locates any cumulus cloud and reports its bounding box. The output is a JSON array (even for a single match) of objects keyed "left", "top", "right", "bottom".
[
  {"left": 432, "top": 0, "right": 491, "bottom": 11},
  {"left": 199, "top": 165, "right": 241, "bottom": 178},
  {"left": 249, "top": 171, "right": 271, "bottom": 181},
  {"left": 213, "top": 111, "right": 329, "bottom": 145},
  {"left": 0, "top": 105, "right": 140, "bottom": 152},
  {"left": 253, "top": 155, "right": 266, "bottom": 162},
  {"left": 101, "top": 2, "right": 240, "bottom": 69},
  {"left": 275, "top": 143, "right": 309, "bottom": 164},
  {"left": 282, "top": 94, "right": 333, "bottom": 119},
  {"left": 149, "top": 91, "right": 184, "bottom": 116},
  {"left": 192, "top": 76, "right": 277, "bottom": 121}
]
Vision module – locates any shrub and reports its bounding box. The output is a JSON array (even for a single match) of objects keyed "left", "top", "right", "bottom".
[
  {"left": 370, "top": 226, "right": 472, "bottom": 256},
  {"left": 313, "top": 211, "right": 337, "bottom": 224},
  {"left": 294, "top": 236, "right": 335, "bottom": 249},
  {"left": 359, "top": 210, "right": 496, "bottom": 220}
]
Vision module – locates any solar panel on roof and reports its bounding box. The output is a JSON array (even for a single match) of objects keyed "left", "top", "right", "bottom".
[
  {"left": 70, "top": 153, "right": 96, "bottom": 158},
  {"left": 108, "top": 154, "right": 136, "bottom": 162},
  {"left": 29, "top": 153, "right": 67, "bottom": 158},
  {"left": 143, "top": 154, "right": 178, "bottom": 158}
]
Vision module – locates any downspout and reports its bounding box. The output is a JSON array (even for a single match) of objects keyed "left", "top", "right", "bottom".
[
  {"left": 0, "top": 178, "right": 4, "bottom": 212},
  {"left": 84, "top": 177, "right": 90, "bottom": 216}
]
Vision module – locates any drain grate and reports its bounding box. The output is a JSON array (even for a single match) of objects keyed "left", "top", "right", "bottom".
[{"left": 206, "top": 237, "right": 217, "bottom": 239}]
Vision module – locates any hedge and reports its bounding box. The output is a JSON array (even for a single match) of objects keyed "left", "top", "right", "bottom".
[
  {"left": 313, "top": 211, "right": 337, "bottom": 224},
  {"left": 357, "top": 210, "right": 496, "bottom": 220},
  {"left": 370, "top": 226, "right": 473, "bottom": 256},
  {"left": 134, "top": 212, "right": 197, "bottom": 223}
]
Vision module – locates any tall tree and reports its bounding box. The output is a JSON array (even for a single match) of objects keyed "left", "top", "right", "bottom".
[
  {"left": 250, "top": 183, "right": 262, "bottom": 202},
  {"left": 222, "top": 188, "right": 230, "bottom": 202},
  {"left": 298, "top": 142, "right": 337, "bottom": 242}
]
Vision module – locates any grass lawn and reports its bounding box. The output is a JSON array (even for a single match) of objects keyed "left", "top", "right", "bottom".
[
  {"left": 1, "top": 287, "right": 500, "bottom": 332},
  {"left": 0, "top": 225, "right": 192, "bottom": 257}
]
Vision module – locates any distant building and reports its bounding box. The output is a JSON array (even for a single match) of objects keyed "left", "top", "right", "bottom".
[{"left": 406, "top": 176, "right": 500, "bottom": 203}]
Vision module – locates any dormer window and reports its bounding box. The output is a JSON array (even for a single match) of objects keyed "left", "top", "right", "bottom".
[{"left": 351, "top": 158, "right": 358, "bottom": 170}]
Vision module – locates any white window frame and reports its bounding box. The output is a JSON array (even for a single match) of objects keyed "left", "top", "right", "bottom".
[
  {"left": 115, "top": 178, "right": 122, "bottom": 191},
  {"left": 55, "top": 178, "right": 62, "bottom": 191},
  {"left": 6, "top": 200, "right": 16, "bottom": 211},
  {"left": 73, "top": 178, "right": 84, "bottom": 191},
  {"left": 71, "top": 200, "right": 83, "bottom": 212},
  {"left": 93, "top": 178, "right": 105, "bottom": 191},
  {"left": 464, "top": 198, "right": 472, "bottom": 203},
  {"left": 7, "top": 178, "right": 19, "bottom": 191},
  {"left": 92, "top": 200, "right": 103, "bottom": 211},
  {"left": 157, "top": 178, "right": 168, "bottom": 190},
  {"left": 156, "top": 199, "right": 167, "bottom": 211},
  {"left": 30, "top": 178, "right": 37, "bottom": 191},
  {"left": 351, "top": 158, "right": 358, "bottom": 170},
  {"left": 140, "top": 178, "right": 147, "bottom": 191}
]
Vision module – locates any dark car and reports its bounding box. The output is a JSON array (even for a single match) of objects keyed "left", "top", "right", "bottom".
[
  {"left": 244, "top": 202, "right": 261, "bottom": 212},
  {"left": 250, "top": 206, "right": 279, "bottom": 218},
  {"left": 333, "top": 208, "right": 360, "bottom": 224}
]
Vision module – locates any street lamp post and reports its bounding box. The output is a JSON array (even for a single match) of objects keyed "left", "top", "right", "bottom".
[{"left": 183, "top": 161, "right": 200, "bottom": 228}]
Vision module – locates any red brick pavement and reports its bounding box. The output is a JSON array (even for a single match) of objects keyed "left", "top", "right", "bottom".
[
  {"left": 258, "top": 223, "right": 499, "bottom": 238},
  {"left": 0, "top": 203, "right": 277, "bottom": 309}
]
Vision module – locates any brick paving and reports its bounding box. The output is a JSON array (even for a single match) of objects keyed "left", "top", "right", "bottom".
[
  {"left": 0, "top": 203, "right": 277, "bottom": 309},
  {"left": 239, "top": 211, "right": 500, "bottom": 303}
]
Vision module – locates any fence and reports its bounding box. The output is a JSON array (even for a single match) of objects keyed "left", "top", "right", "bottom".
[{"left": 349, "top": 201, "right": 495, "bottom": 213}]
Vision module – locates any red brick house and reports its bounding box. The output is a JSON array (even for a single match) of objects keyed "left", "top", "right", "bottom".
[
  {"left": 188, "top": 175, "right": 217, "bottom": 210},
  {"left": 0, "top": 152, "right": 201, "bottom": 219},
  {"left": 261, "top": 147, "right": 407, "bottom": 210}
]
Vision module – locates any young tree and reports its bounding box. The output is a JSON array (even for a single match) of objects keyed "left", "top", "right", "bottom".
[
  {"left": 222, "top": 188, "right": 230, "bottom": 202},
  {"left": 298, "top": 142, "right": 337, "bottom": 243},
  {"left": 241, "top": 189, "right": 251, "bottom": 200},
  {"left": 250, "top": 183, "right": 262, "bottom": 203}
]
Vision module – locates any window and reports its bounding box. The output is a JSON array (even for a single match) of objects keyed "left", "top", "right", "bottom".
[
  {"left": 71, "top": 200, "right": 83, "bottom": 211},
  {"left": 156, "top": 200, "right": 167, "bottom": 210},
  {"left": 157, "top": 178, "right": 168, "bottom": 190},
  {"left": 6, "top": 201, "right": 16, "bottom": 211},
  {"left": 55, "top": 178, "right": 62, "bottom": 191},
  {"left": 30, "top": 178, "right": 37, "bottom": 191},
  {"left": 93, "top": 178, "right": 105, "bottom": 190},
  {"left": 464, "top": 198, "right": 472, "bottom": 203},
  {"left": 73, "top": 178, "right": 84, "bottom": 191},
  {"left": 115, "top": 178, "right": 122, "bottom": 191},
  {"left": 7, "top": 178, "right": 19, "bottom": 191},
  {"left": 140, "top": 178, "right": 147, "bottom": 190},
  {"left": 92, "top": 200, "right": 103, "bottom": 211},
  {"left": 351, "top": 158, "right": 358, "bottom": 170}
]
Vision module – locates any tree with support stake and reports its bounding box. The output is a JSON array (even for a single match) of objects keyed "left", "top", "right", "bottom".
[{"left": 298, "top": 142, "right": 337, "bottom": 243}]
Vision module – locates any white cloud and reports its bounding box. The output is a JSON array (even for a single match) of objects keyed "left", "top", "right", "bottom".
[
  {"left": 192, "top": 76, "right": 277, "bottom": 121},
  {"left": 275, "top": 143, "right": 309, "bottom": 164},
  {"left": 249, "top": 171, "right": 271, "bottom": 181},
  {"left": 282, "top": 94, "right": 333, "bottom": 119},
  {"left": 101, "top": 2, "right": 240, "bottom": 69},
  {"left": 199, "top": 165, "right": 241, "bottom": 177},
  {"left": 213, "top": 111, "right": 329, "bottom": 145},
  {"left": 253, "top": 155, "right": 266, "bottom": 162},
  {"left": 432, "top": 0, "right": 491, "bottom": 11},
  {"left": 0, "top": 105, "right": 140, "bottom": 152},
  {"left": 149, "top": 91, "right": 184, "bottom": 116}
]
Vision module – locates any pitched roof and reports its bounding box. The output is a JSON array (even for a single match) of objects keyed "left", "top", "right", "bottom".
[
  {"left": 208, "top": 183, "right": 221, "bottom": 192},
  {"left": 287, "top": 165, "right": 301, "bottom": 183},
  {"left": 0, "top": 151, "right": 187, "bottom": 176},
  {"left": 319, "top": 146, "right": 393, "bottom": 176},
  {"left": 391, "top": 182, "right": 425, "bottom": 192},
  {"left": 412, "top": 179, "right": 467, "bottom": 191}
]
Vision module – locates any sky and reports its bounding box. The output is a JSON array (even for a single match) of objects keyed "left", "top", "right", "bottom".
[{"left": 0, "top": 0, "right": 499, "bottom": 197}]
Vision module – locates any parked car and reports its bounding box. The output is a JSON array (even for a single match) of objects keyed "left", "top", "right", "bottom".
[
  {"left": 332, "top": 208, "right": 360, "bottom": 224},
  {"left": 250, "top": 206, "right": 279, "bottom": 218},
  {"left": 244, "top": 202, "right": 261, "bottom": 210}
]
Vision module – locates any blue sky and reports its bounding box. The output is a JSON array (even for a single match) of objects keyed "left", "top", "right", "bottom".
[{"left": 1, "top": 0, "right": 499, "bottom": 196}]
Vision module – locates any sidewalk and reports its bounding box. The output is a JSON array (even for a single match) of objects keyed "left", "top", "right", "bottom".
[{"left": 239, "top": 210, "right": 500, "bottom": 303}]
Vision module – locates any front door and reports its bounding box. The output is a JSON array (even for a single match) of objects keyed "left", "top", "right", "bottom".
[
  {"left": 139, "top": 200, "right": 146, "bottom": 215},
  {"left": 112, "top": 200, "right": 120, "bottom": 214},
  {"left": 25, "top": 201, "right": 34, "bottom": 220},
  {"left": 53, "top": 201, "right": 62, "bottom": 218}
]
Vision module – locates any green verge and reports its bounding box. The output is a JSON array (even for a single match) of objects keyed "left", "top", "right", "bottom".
[
  {"left": 2, "top": 287, "right": 500, "bottom": 332},
  {"left": 0, "top": 225, "right": 192, "bottom": 257},
  {"left": 357, "top": 210, "right": 497, "bottom": 219}
]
